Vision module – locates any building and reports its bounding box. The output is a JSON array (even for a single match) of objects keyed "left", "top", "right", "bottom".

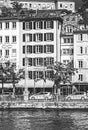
[
  {"left": 0, "top": 17, "right": 21, "bottom": 69},
  {"left": 73, "top": 30, "right": 88, "bottom": 92},
  {"left": 0, "top": 11, "right": 62, "bottom": 93},
  {"left": 61, "top": 13, "right": 80, "bottom": 65},
  {"left": 19, "top": 11, "right": 62, "bottom": 93}
]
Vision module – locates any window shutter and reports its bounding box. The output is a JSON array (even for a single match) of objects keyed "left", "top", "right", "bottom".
[
  {"left": 44, "top": 33, "right": 46, "bottom": 41},
  {"left": 33, "top": 34, "right": 36, "bottom": 41},
  {"left": 40, "top": 21, "right": 43, "bottom": 29},
  {"left": 23, "top": 46, "right": 25, "bottom": 54},
  {"left": 29, "top": 22, "right": 32, "bottom": 29},
  {"left": 34, "top": 21, "right": 36, "bottom": 29},
  {"left": 30, "top": 46, "right": 32, "bottom": 53},
  {"left": 23, "top": 34, "right": 25, "bottom": 42},
  {"left": 30, "top": 34, "right": 32, "bottom": 42},
  {"left": 33, "top": 58, "right": 36, "bottom": 66},
  {"left": 52, "top": 45, "right": 54, "bottom": 53},
  {"left": 23, "top": 22, "right": 25, "bottom": 30},
  {"left": 44, "top": 45, "right": 46, "bottom": 53},
  {"left": 52, "top": 33, "right": 54, "bottom": 41},
  {"left": 33, "top": 46, "right": 35, "bottom": 53},
  {"left": 41, "top": 45, "right": 43, "bottom": 53},
  {"left": 23, "top": 58, "right": 25, "bottom": 66},
  {"left": 41, "top": 34, "right": 43, "bottom": 41},
  {"left": 44, "top": 21, "right": 46, "bottom": 29},
  {"left": 51, "top": 21, "right": 54, "bottom": 29}
]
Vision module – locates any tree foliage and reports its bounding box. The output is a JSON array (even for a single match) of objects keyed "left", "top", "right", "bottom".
[
  {"left": 78, "top": 0, "right": 88, "bottom": 28},
  {"left": 47, "top": 61, "right": 77, "bottom": 92},
  {"left": 0, "top": 61, "right": 24, "bottom": 96},
  {"left": 11, "top": 1, "right": 23, "bottom": 13}
]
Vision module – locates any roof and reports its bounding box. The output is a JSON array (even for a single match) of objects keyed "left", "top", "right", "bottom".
[
  {"left": 74, "top": 30, "right": 88, "bottom": 34},
  {"left": 0, "top": 9, "right": 63, "bottom": 22}
]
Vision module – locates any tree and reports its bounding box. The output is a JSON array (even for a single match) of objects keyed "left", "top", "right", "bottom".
[
  {"left": 78, "top": 0, "right": 88, "bottom": 28},
  {"left": 11, "top": 1, "right": 23, "bottom": 13},
  {"left": 47, "top": 61, "right": 77, "bottom": 96},
  {"left": 4, "top": 61, "right": 24, "bottom": 97},
  {"left": 0, "top": 63, "right": 8, "bottom": 95}
]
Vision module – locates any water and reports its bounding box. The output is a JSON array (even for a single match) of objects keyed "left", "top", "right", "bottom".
[{"left": 0, "top": 110, "right": 88, "bottom": 130}]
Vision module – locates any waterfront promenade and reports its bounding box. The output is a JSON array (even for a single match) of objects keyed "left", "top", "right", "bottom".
[{"left": 0, "top": 97, "right": 88, "bottom": 110}]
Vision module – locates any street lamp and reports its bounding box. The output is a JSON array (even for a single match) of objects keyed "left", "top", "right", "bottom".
[{"left": 23, "top": 40, "right": 29, "bottom": 101}]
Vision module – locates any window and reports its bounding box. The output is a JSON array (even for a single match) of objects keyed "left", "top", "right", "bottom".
[
  {"left": 28, "top": 58, "right": 32, "bottom": 66},
  {"left": 23, "top": 58, "right": 25, "bottom": 66},
  {"left": 63, "top": 60, "right": 69, "bottom": 64},
  {"left": 79, "top": 74, "right": 83, "bottom": 81},
  {"left": 62, "top": 49, "right": 70, "bottom": 55},
  {"left": 46, "top": 71, "right": 54, "bottom": 79},
  {"left": 12, "top": 22, "right": 16, "bottom": 29},
  {"left": 5, "top": 22, "right": 9, "bottom": 29},
  {"left": 0, "top": 50, "right": 2, "bottom": 57},
  {"left": 23, "top": 46, "right": 32, "bottom": 54},
  {"left": 23, "top": 34, "right": 32, "bottom": 42},
  {"left": 44, "top": 33, "right": 54, "bottom": 41},
  {"left": 79, "top": 61, "right": 83, "bottom": 68},
  {"left": 27, "top": 46, "right": 32, "bottom": 53},
  {"left": 33, "top": 71, "right": 43, "bottom": 79},
  {"left": 34, "top": 58, "right": 43, "bottom": 66},
  {"left": 85, "top": 47, "right": 87, "bottom": 54},
  {"left": 44, "top": 57, "right": 54, "bottom": 66},
  {"left": 25, "top": 22, "right": 32, "bottom": 30},
  {"left": 28, "top": 71, "right": 32, "bottom": 79},
  {"left": 60, "top": 3, "right": 62, "bottom": 8},
  {"left": 34, "top": 45, "right": 43, "bottom": 53},
  {"left": 34, "top": 33, "right": 43, "bottom": 42},
  {"left": 34, "top": 21, "right": 43, "bottom": 29},
  {"left": 0, "top": 36, "right": 2, "bottom": 43},
  {"left": 12, "top": 36, "right": 16, "bottom": 43},
  {"left": 5, "top": 50, "right": 9, "bottom": 57},
  {"left": 12, "top": 49, "right": 16, "bottom": 57},
  {"left": 44, "top": 45, "right": 54, "bottom": 53},
  {"left": 5, "top": 36, "right": 9, "bottom": 43},
  {"left": 78, "top": 34, "right": 83, "bottom": 41},
  {"left": 44, "top": 21, "right": 53, "bottom": 29},
  {"left": 66, "top": 26, "right": 73, "bottom": 33},
  {"left": 64, "top": 38, "right": 74, "bottom": 43},
  {"left": 0, "top": 23, "right": 2, "bottom": 29},
  {"left": 80, "top": 47, "right": 83, "bottom": 54}
]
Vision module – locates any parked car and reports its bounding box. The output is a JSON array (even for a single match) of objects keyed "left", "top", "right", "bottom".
[
  {"left": 66, "top": 92, "right": 88, "bottom": 100},
  {"left": 29, "top": 92, "right": 54, "bottom": 100}
]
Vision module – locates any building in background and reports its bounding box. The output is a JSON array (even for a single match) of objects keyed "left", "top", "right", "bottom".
[
  {"left": 0, "top": 17, "right": 21, "bottom": 69},
  {"left": 73, "top": 30, "right": 88, "bottom": 91}
]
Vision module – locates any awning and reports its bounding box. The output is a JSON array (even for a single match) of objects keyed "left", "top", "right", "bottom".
[{"left": 72, "top": 82, "right": 88, "bottom": 86}]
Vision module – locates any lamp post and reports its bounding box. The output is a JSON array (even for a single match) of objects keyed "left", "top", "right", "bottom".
[
  {"left": 23, "top": 41, "right": 29, "bottom": 101},
  {"left": 78, "top": 78, "right": 80, "bottom": 93}
]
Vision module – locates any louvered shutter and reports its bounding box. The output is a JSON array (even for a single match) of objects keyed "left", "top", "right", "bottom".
[
  {"left": 23, "top": 34, "right": 25, "bottom": 42},
  {"left": 23, "top": 46, "right": 25, "bottom": 54},
  {"left": 23, "top": 22, "right": 25, "bottom": 30},
  {"left": 44, "top": 21, "right": 46, "bottom": 29}
]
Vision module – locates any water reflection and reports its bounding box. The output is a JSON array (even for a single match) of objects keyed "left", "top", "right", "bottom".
[{"left": 0, "top": 110, "right": 88, "bottom": 130}]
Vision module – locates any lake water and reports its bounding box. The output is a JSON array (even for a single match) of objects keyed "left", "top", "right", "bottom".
[{"left": 0, "top": 109, "right": 88, "bottom": 130}]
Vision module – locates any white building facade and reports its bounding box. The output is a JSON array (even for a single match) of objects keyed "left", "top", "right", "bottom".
[
  {"left": 74, "top": 30, "right": 88, "bottom": 84},
  {"left": 18, "top": 16, "right": 62, "bottom": 92},
  {"left": 0, "top": 18, "right": 21, "bottom": 69}
]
